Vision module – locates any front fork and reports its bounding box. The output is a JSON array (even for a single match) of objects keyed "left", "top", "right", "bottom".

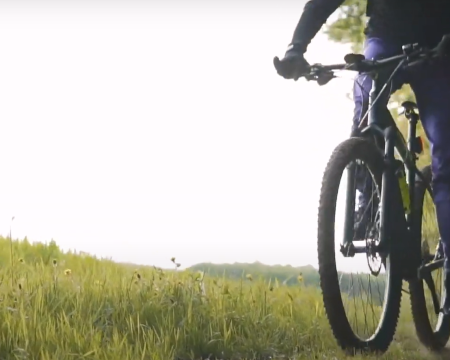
[
  {"left": 341, "top": 161, "right": 357, "bottom": 257},
  {"left": 340, "top": 126, "right": 408, "bottom": 259},
  {"left": 376, "top": 126, "right": 408, "bottom": 258}
]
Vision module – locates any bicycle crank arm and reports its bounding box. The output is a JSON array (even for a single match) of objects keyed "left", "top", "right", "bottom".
[
  {"left": 417, "top": 259, "right": 445, "bottom": 280},
  {"left": 422, "top": 272, "right": 441, "bottom": 315}
]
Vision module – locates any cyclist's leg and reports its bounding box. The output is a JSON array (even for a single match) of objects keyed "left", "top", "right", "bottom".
[
  {"left": 410, "top": 64, "right": 450, "bottom": 313},
  {"left": 352, "top": 37, "right": 404, "bottom": 239}
]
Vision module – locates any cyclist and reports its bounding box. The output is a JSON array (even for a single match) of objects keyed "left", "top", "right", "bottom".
[{"left": 274, "top": 0, "right": 450, "bottom": 314}]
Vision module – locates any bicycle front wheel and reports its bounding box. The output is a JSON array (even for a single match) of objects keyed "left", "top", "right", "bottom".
[{"left": 317, "top": 137, "right": 403, "bottom": 354}]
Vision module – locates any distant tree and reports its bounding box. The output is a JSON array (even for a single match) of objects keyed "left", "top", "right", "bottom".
[
  {"left": 323, "top": 0, "right": 367, "bottom": 53},
  {"left": 188, "top": 262, "right": 385, "bottom": 301}
]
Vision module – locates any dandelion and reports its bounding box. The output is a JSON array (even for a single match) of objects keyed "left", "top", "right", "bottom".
[
  {"left": 52, "top": 259, "right": 58, "bottom": 267},
  {"left": 246, "top": 274, "right": 253, "bottom": 281},
  {"left": 64, "top": 269, "right": 72, "bottom": 276}
]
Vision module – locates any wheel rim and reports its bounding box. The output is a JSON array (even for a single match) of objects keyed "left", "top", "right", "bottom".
[{"left": 421, "top": 186, "right": 445, "bottom": 331}]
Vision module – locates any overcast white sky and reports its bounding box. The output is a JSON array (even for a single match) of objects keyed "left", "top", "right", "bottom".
[{"left": 0, "top": 0, "right": 361, "bottom": 270}]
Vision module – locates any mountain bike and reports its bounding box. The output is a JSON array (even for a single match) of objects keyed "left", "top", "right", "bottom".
[{"left": 275, "top": 35, "right": 450, "bottom": 355}]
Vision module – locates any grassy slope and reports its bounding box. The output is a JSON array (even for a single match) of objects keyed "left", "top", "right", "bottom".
[{"left": 0, "top": 236, "right": 447, "bottom": 359}]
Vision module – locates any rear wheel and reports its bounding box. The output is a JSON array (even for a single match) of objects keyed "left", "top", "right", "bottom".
[
  {"left": 409, "top": 165, "right": 450, "bottom": 350},
  {"left": 317, "top": 137, "right": 403, "bottom": 354}
]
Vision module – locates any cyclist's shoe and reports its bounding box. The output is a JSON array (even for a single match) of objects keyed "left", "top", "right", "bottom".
[{"left": 274, "top": 44, "right": 310, "bottom": 81}]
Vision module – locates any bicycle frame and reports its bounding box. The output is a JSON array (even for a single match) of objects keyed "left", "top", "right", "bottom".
[
  {"left": 292, "top": 37, "right": 450, "bottom": 282},
  {"left": 341, "top": 65, "right": 429, "bottom": 268}
]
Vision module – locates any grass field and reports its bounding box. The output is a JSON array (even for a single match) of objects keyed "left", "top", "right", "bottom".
[{"left": 0, "top": 236, "right": 448, "bottom": 360}]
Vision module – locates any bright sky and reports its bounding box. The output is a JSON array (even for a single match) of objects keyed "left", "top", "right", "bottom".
[{"left": 0, "top": 0, "right": 360, "bottom": 270}]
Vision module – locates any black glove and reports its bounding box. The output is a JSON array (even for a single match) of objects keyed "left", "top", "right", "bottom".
[{"left": 274, "top": 44, "right": 310, "bottom": 81}]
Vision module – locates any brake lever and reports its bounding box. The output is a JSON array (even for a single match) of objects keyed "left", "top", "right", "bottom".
[
  {"left": 303, "top": 64, "right": 335, "bottom": 86},
  {"left": 317, "top": 72, "right": 335, "bottom": 86},
  {"left": 303, "top": 64, "right": 322, "bottom": 82}
]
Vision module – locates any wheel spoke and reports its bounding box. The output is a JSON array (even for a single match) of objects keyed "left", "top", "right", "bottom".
[{"left": 336, "top": 159, "right": 387, "bottom": 339}]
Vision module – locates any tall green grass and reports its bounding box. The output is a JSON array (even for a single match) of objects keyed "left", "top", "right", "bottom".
[{"left": 0, "top": 236, "right": 446, "bottom": 359}]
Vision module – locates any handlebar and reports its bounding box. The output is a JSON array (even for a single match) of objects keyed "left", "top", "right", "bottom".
[{"left": 301, "top": 34, "right": 450, "bottom": 86}]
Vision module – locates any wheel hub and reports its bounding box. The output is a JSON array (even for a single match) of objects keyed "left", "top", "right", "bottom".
[{"left": 366, "top": 210, "right": 383, "bottom": 276}]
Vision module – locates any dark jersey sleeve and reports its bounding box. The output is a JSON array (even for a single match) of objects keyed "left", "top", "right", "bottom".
[{"left": 290, "top": 0, "right": 345, "bottom": 53}]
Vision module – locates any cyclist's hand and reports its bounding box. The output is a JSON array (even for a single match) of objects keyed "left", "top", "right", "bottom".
[{"left": 274, "top": 47, "right": 310, "bottom": 81}]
